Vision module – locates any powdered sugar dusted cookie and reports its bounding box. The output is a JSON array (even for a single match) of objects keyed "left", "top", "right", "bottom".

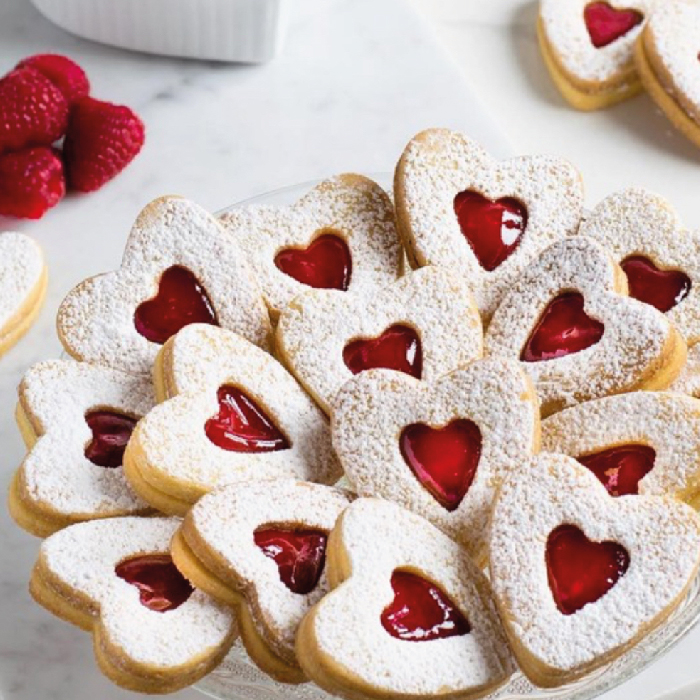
[
  {"left": 277, "top": 266, "right": 483, "bottom": 414},
  {"left": 485, "top": 237, "right": 686, "bottom": 416},
  {"left": 489, "top": 453, "right": 700, "bottom": 687},
  {"left": 30, "top": 517, "right": 238, "bottom": 693},
  {"left": 538, "top": 0, "right": 652, "bottom": 110},
  {"left": 581, "top": 188, "right": 700, "bottom": 343},
  {"left": 172, "top": 480, "right": 353, "bottom": 683},
  {"left": 541, "top": 392, "right": 700, "bottom": 504},
  {"left": 220, "top": 174, "right": 403, "bottom": 322},
  {"left": 635, "top": 0, "right": 700, "bottom": 149},
  {"left": 671, "top": 341, "right": 700, "bottom": 397},
  {"left": 57, "top": 196, "right": 271, "bottom": 375},
  {"left": 124, "top": 325, "right": 341, "bottom": 515},
  {"left": 394, "top": 128, "right": 583, "bottom": 318},
  {"left": 9, "top": 360, "right": 153, "bottom": 537},
  {"left": 296, "top": 497, "right": 515, "bottom": 700},
  {"left": 0, "top": 232, "right": 47, "bottom": 357},
  {"left": 332, "top": 359, "right": 539, "bottom": 562}
]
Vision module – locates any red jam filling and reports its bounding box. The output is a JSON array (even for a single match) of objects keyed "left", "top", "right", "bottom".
[
  {"left": 205, "top": 385, "right": 290, "bottom": 453},
  {"left": 399, "top": 420, "right": 482, "bottom": 512},
  {"left": 578, "top": 444, "right": 656, "bottom": 497},
  {"left": 254, "top": 528, "right": 327, "bottom": 595},
  {"left": 343, "top": 324, "right": 422, "bottom": 378},
  {"left": 274, "top": 233, "right": 352, "bottom": 291},
  {"left": 84, "top": 410, "right": 137, "bottom": 468},
  {"left": 134, "top": 265, "right": 218, "bottom": 345},
  {"left": 381, "top": 571, "right": 471, "bottom": 642},
  {"left": 546, "top": 525, "right": 630, "bottom": 615},
  {"left": 621, "top": 256, "right": 691, "bottom": 313},
  {"left": 115, "top": 554, "right": 193, "bottom": 612},
  {"left": 453, "top": 191, "right": 527, "bottom": 272},
  {"left": 521, "top": 292, "right": 604, "bottom": 362},
  {"left": 584, "top": 2, "right": 643, "bottom": 48}
]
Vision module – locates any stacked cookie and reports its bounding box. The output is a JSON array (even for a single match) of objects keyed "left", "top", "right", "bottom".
[
  {"left": 539, "top": 0, "right": 700, "bottom": 149},
  {"left": 9, "top": 128, "right": 700, "bottom": 698}
]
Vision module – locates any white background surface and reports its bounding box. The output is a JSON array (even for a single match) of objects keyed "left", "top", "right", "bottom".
[{"left": 0, "top": 0, "right": 699, "bottom": 698}]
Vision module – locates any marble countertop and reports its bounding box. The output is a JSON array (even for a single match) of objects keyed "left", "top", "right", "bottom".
[{"left": 1, "top": 0, "right": 698, "bottom": 698}]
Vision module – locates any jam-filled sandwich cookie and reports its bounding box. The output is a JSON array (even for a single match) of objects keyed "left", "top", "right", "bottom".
[
  {"left": 296, "top": 497, "right": 516, "bottom": 700},
  {"left": 277, "top": 266, "right": 483, "bottom": 414},
  {"left": 220, "top": 174, "right": 403, "bottom": 322},
  {"left": 171, "top": 480, "right": 353, "bottom": 684},
  {"left": 30, "top": 517, "right": 238, "bottom": 693},
  {"left": 541, "top": 392, "right": 700, "bottom": 505},
  {"left": 0, "top": 232, "right": 47, "bottom": 358},
  {"left": 394, "top": 128, "right": 583, "bottom": 318},
  {"left": 125, "top": 325, "right": 341, "bottom": 515},
  {"left": 538, "top": 0, "right": 652, "bottom": 110},
  {"left": 57, "top": 196, "right": 271, "bottom": 375},
  {"left": 635, "top": 0, "right": 700, "bottom": 149},
  {"left": 489, "top": 453, "right": 700, "bottom": 687},
  {"left": 485, "top": 237, "right": 686, "bottom": 416},
  {"left": 9, "top": 360, "right": 153, "bottom": 537},
  {"left": 581, "top": 188, "right": 700, "bottom": 344},
  {"left": 331, "top": 358, "right": 539, "bottom": 561}
]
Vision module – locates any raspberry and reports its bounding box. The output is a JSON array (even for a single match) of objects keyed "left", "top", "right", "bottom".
[
  {"left": 0, "top": 147, "right": 65, "bottom": 219},
  {"left": 0, "top": 68, "right": 69, "bottom": 154},
  {"left": 63, "top": 97, "right": 145, "bottom": 193},
  {"left": 17, "top": 54, "right": 90, "bottom": 105}
]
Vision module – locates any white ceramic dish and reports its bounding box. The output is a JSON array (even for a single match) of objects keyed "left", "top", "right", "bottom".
[
  {"left": 30, "top": 0, "right": 289, "bottom": 63},
  {"left": 193, "top": 176, "right": 700, "bottom": 700}
]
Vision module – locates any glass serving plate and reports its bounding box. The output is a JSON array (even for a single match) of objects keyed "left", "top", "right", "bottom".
[{"left": 197, "top": 177, "right": 700, "bottom": 700}]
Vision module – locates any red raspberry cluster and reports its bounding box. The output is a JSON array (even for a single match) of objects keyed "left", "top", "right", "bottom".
[{"left": 0, "top": 54, "right": 145, "bottom": 219}]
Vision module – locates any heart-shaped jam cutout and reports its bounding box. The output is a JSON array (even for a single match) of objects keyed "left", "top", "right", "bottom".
[
  {"left": 399, "top": 420, "right": 482, "bottom": 512},
  {"left": 274, "top": 233, "right": 352, "bottom": 291},
  {"left": 205, "top": 385, "right": 290, "bottom": 453},
  {"left": 621, "top": 256, "right": 691, "bottom": 314},
  {"left": 521, "top": 292, "right": 604, "bottom": 362},
  {"left": 546, "top": 525, "right": 630, "bottom": 615},
  {"left": 115, "top": 554, "right": 194, "bottom": 612},
  {"left": 134, "top": 265, "right": 218, "bottom": 345},
  {"left": 84, "top": 410, "right": 137, "bottom": 468},
  {"left": 453, "top": 191, "right": 527, "bottom": 272},
  {"left": 343, "top": 324, "right": 423, "bottom": 378},
  {"left": 578, "top": 444, "right": 656, "bottom": 497},
  {"left": 584, "top": 2, "right": 644, "bottom": 48},
  {"left": 254, "top": 527, "right": 328, "bottom": 595},
  {"left": 381, "top": 570, "right": 471, "bottom": 642}
]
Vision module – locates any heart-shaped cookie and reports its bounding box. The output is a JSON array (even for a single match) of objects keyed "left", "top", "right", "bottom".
[
  {"left": 220, "top": 174, "right": 403, "bottom": 322},
  {"left": 296, "top": 497, "right": 515, "bottom": 700},
  {"left": 124, "top": 324, "right": 341, "bottom": 515},
  {"left": 30, "top": 517, "right": 237, "bottom": 693},
  {"left": 276, "top": 266, "right": 483, "bottom": 414},
  {"left": 580, "top": 188, "right": 700, "bottom": 343},
  {"left": 331, "top": 358, "right": 540, "bottom": 561},
  {"left": 541, "top": 391, "right": 700, "bottom": 503},
  {"left": 0, "top": 232, "right": 47, "bottom": 358},
  {"left": 538, "top": 0, "right": 652, "bottom": 110},
  {"left": 393, "top": 128, "right": 583, "bottom": 318},
  {"left": 171, "top": 480, "right": 353, "bottom": 683},
  {"left": 57, "top": 196, "right": 271, "bottom": 375},
  {"left": 8, "top": 360, "right": 154, "bottom": 537},
  {"left": 488, "top": 453, "right": 700, "bottom": 687},
  {"left": 484, "top": 236, "right": 686, "bottom": 416},
  {"left": 635, "top": 0, "right": 700, "bottom": 149}
]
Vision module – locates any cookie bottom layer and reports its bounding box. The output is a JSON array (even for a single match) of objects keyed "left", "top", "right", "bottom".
[
  {"left": 537, "top": 19, "right": 642, "bottom": 111},
  {"left": 635, "top": 34, "right": 700, "bottom": 150},
  {"left": 0, "top": 267, "right": 48, "bottom": 358}
]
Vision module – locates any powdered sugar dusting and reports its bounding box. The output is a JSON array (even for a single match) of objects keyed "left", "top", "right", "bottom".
[
  {"left": 395, "top": 128, "right": 583, "bottom": 318},
  {"left": 220, "top": 174, "right": 402, "bottom": 319},
  {"left": 39, "top": 517, "right": 236, "bottom": 667},
  {"left": 331, "top": 359, "right": 539, "bottom": 559},
  {"left": 671, "top": 341, "right": 700, "bottom": 397},
  {"left": 0, "top": 232, "right": 44, "bottom": 329},
  {"left": 489, "top": 453, "right": 700, "bottom": 676}
]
